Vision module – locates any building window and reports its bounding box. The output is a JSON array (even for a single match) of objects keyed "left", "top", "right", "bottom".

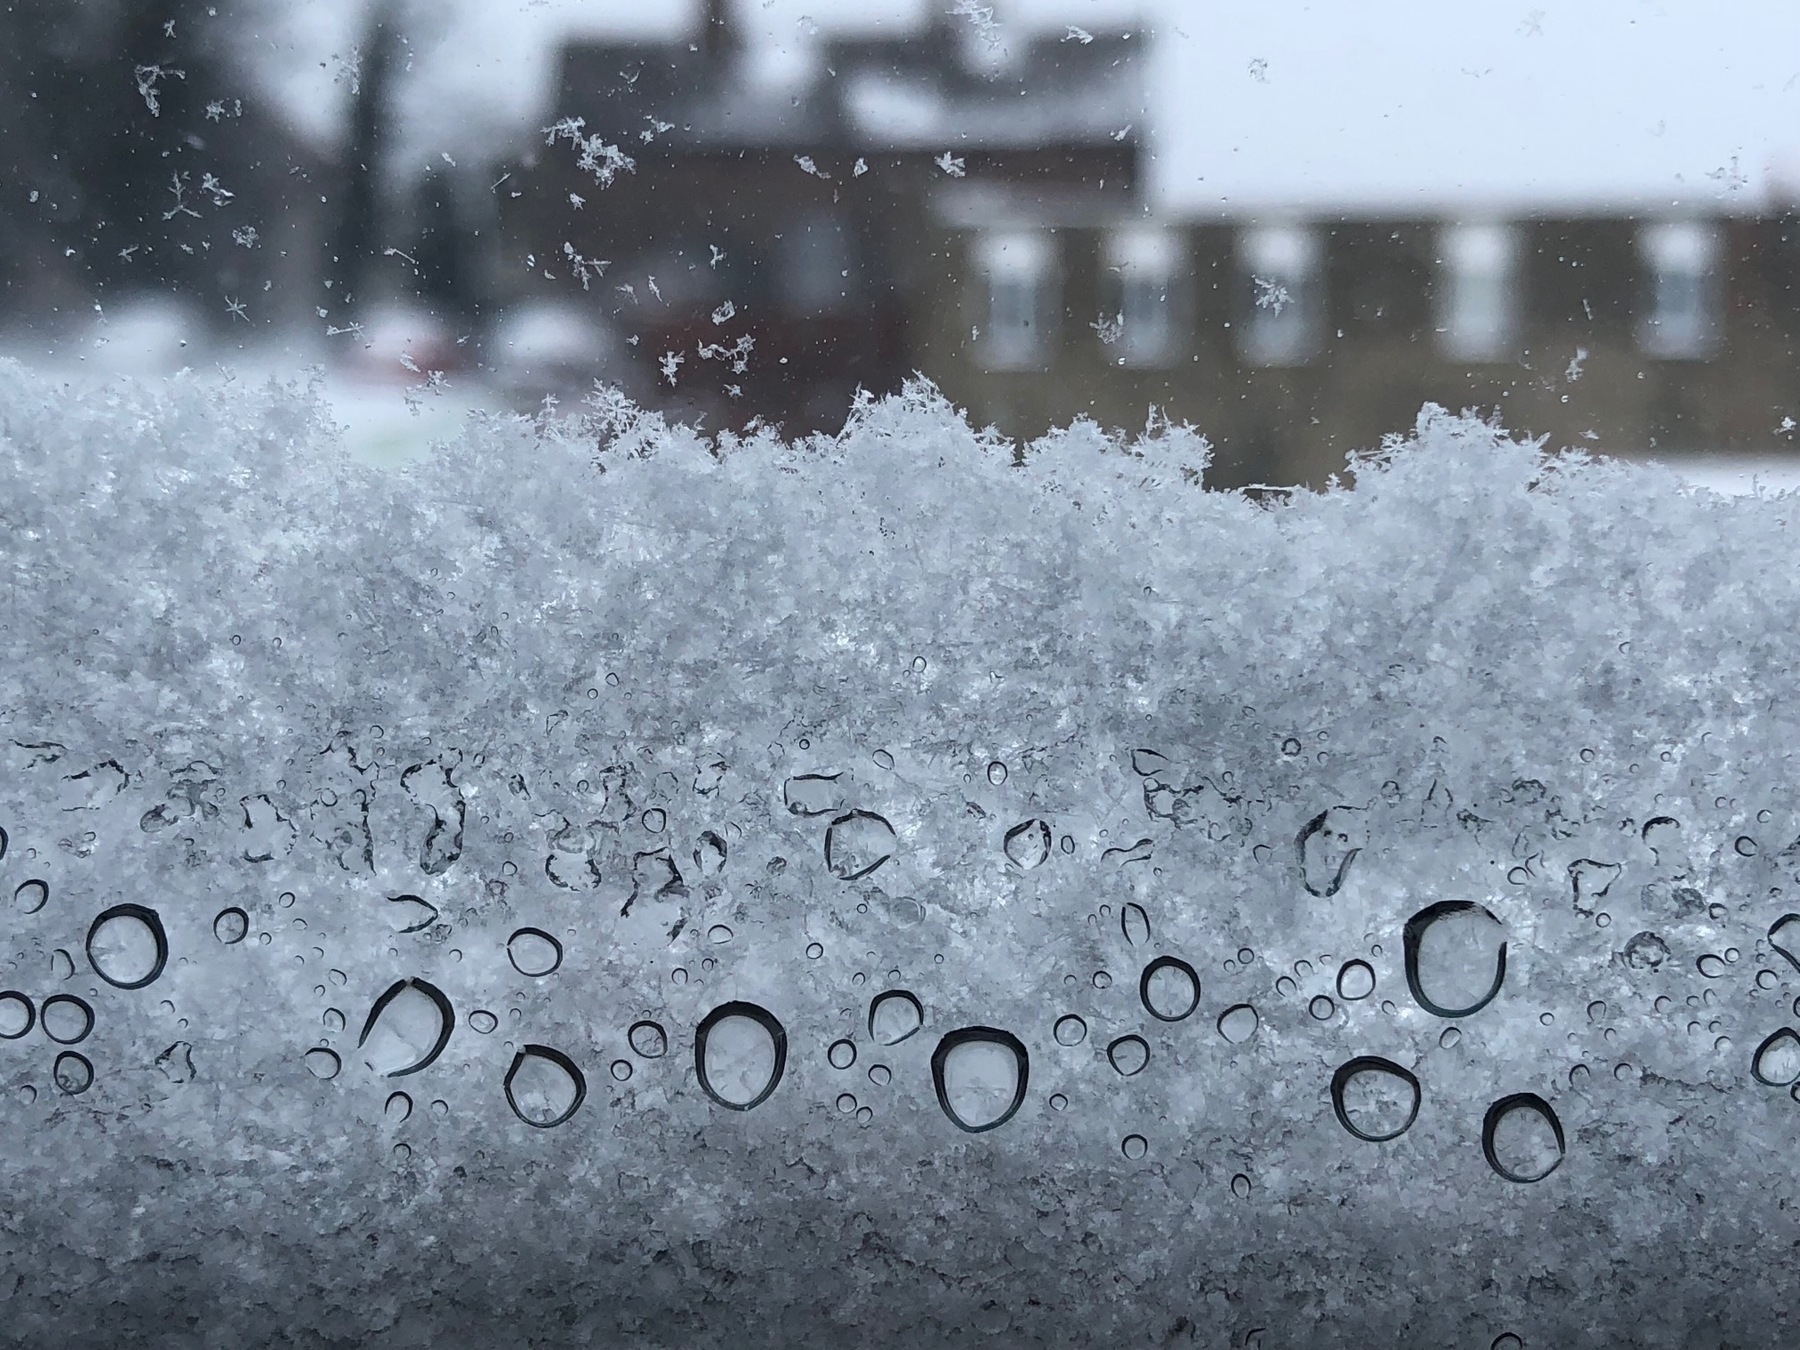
[
  {"left": 975, "top": 230, "right": 1057, "bottom": 371},
  {"left": 1101, "top": 226, "right": 1183, "bottom": 367},
  {"left": 1238, "top": 223, "right": 1320, "bottom": 366},
  {"left": 1438, "top": 221, "right": 1519, "bottom": 361},
  {"left": 778, "top": 210, "right": 859, "bottom": 316},
  {"left": 1638, "top": 221, "right": 1721, "bottom": 359}
]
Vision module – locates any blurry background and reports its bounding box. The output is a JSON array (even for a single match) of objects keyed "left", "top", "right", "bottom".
[{"left": 0, "top": 0, "right": 1796, "bottom": 485}]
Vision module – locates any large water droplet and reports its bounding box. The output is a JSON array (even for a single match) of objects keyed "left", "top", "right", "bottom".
[
  {"left": 1567, "top": 859, "right": 1621, "bottom": 916},
  {"left": 1217, "top": 1003, "right": 1259, "bottom": 1044},
  {"left": 1330, "top": 1056, "right": 1421, "bottom": 1142},
  {"left": 13, "top": 880, "right": 47, "bottom": 915},
  {"left": 0, "top": 989, "right": 31, "bottom": 1041},
  {"left": 1297, "top": 807, "right": 1362, "bottom": 898},
  {"left": 507, "top": 927, "right": 563, "bottom": 977},
  {"left": 695, "top": 1001, "right": 787, "bottom": 1111},
  {"left": 505, "top": 1045, "right": 586, "bottom": 1127},
  {"left": 1107, "top": 1034, "right": 1150, "bottom": 1077},
  {"left": 358, "top": 979, "right": 454, "bottom": 1077},
  {"left": 1403, "top": 901, "right": 1506, "bottom": 1018},
  {"left": 784, "top": 773, "right": 846, "bottom": 817},
  {"left": 41, "top": 994, "right": 93, "bottom": 1045},
  {"left": 1003, "top": 819, "right": 1052, "bottom": 869},
  {"left": 1336, "top": 959, "right": 1376, "bottom": 1001},
  {"left": 1752, "top": 1028, "right": 1800, "bottom": 1086},
  {"left": 824, "top": 811, "right": 896, "bottom": 880},
  {"left": 1053, "top": 1014, "right": 1088, "bottom": 1046},
  {"left": 1120, "top": 902, "right": 1151, "bottom": 947},
  {"left": 213, "top": 907, "right": 249, "bottom": 945},
  {"left": 1482, "top": 1093, "right": 1566, "bottom": 1182},
  {"left": 1768, "top": 915, "right": 1800, "bottom": 973},
  {"left": 629, "top": 1019, "right": 668, "bottom": 1058},
  {"left": 53, "top": 1051, "right": 94, "bottom": 1095},
  {"left": 868, "top": 989, "right": 924, "bottom": 1045},
  {"left": 303, "top": 1048, "right": 340, "bottom": 1081},
  {"left": 1623, "top": 931, "right": 1670, "bottom": 970},
  {"left": 1139, "top": 956, "right": 1200, "bottom": 1022},
  {"left": 86, "top": 904, "right": 168, "bottom": 989},
  {"left": 931, "top": 1027, "right": 1028, "bottom": 1133}
]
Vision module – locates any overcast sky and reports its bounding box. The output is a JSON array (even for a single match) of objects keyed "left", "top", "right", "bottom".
[{"left": 245, "top": 0, "right": 1799, "bottom": 216}]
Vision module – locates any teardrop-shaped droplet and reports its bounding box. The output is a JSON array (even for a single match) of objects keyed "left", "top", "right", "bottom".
[
  {"left": 40, "top": 994, "right": 93, "bottom": 1045},
  {"left": 0, "top": 992, "right": 33, "bottom": 1040},
  {"left": 1139, "top": 956, "right": 1200, "bottom": 1022},
  {"left": 303, "top": 1047, "right": 341, "bottom": 1081},
  {"left": 1336, "top": 959, "right": 1376, "bottom": 1001},
  {"left": 213, "top": 907, "right": 249, "bottom": 945},
  {"left": 931, "top": 1027, "right": 1028, "bottom": 1133},
  {"left": 1003, "top": 818, "right": 1052, "bottom": 869},
  {"left": 1216, "top": 1003, "right": 1259, "bottom": 1045},
  {"left": 1752, "top": 1028, "right": 1800, "bottom": 1086},
  {"left": 695, "top": 1001, "right": 787, "bottom": 1111},
  {"left": 53, "top": 1050, "right": 94, "bottom": 1095},
  {"left": 384, "top": 1090, "right": 413, "bottom": 1123},
  {"left": 504, "top": 1045, "right": 586, "bottom": 1127},
  {"left": 1481, "top": 1093, "right": 1565, "bottom": 1182},
  {"left": 1053, "top": 1014, "right": 1088, "bottom": 1046},
  {"left": 13, "top": 879, "right": 47, "bottom": 915},
  {"left": 1120, "top": 902, "right": 1150, "bottom": 947},
  {"left": 1107, "top": 1034, "right": 1150, "bottom": 1077},
  {"left": 85, "top": 903, "right": 168, "bottom": 989},
  {"left": 824, "top": 811, "right": 896, "bottom": 880},
  {"left": 1403, "top": 901, "right": 1506, "bottom": 1018},
  {"left": 628, "top": 1019, "right": 668, "bottom": 1058},
  {"left": 357, "top": 978, "right": 454, "bottom": 1077},
  {"left": 1330, "top": 1056, "right": 1421, "bottom": 1142},
  {"left": 868, "top": 989, "right": 924, "bottom": 1046}
]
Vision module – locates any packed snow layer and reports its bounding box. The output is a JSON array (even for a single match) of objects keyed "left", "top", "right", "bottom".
[{"left": 0, "top": 360, "right": 1794, "bottom": 1347}]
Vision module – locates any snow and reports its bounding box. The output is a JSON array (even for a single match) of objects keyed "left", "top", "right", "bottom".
[{"left": 3, "top": 361, "right": 1800, "bottom": 1341}]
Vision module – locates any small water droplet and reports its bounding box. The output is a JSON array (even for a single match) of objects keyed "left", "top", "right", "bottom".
[
  {"left": 1440, "top": 1026, "right": 1462, "bottom": 1049},
  {"left": 505, "top": 1045, "right": 586, "bottom": 1127},
  {"left": 986, "top": 760, "right": 1008, "bottom": 786},
  {"left": 1758, "top": 969, "right": 1779, "bottom": 990},
  {"left": 609, "top": 1058, "right": 633, "bottom": 1082},
  {"left": 628, "top": 1020, "right": 668, "bottom": 1058},
  {"left": 53, "top": 1050, "right": 94, "bottom": 1095},
  {"left": 641, "top": 807, "right": 667, "bottom": 834},
  {"left": 1752, "top": 1028, "right": 1800, "bottom": 1085},
  {"left": 805, "top": 942, "right": 824, "bottom": 960},
  {"left": 358, "top": 979, "right": 454, "bottom": 1077},
  {"left": 1140, "top": 956, "right": 1201, "bottom": 1022},
  {"left": 1217, "top": 1003, "right": 1259, "bottom": 1045},
  {"left": 40, "top": 994, "right": 93, "bottom": 1045},
  {"left": 1297, "top": 807, "right": 1362, "bottom": 898},
  {"left": 86, "top": 904, "right": 168, "bottom": 989},
  {"left": 872, "top": 749, "right": 895, "bottom": 770},
  {"left": 507, "top": 928, "right": 563, "bottom": 977},
  {"left": 1491, "top": 1335, "right": 1524, "bottom": 1350},
  {"left": 867, "top": 1063, "right": 891, "bottom": 1086},
  {"left": 1697, "top": 953, "right": 1727, "bottom": 978},
  {"left": 384, "top": 1090, "right": 412, "bottom": 1123},
  {"left": 910, "top": 655, "right": 927, "bottom": 674},
  {"left": 1404, "top": 901, "right": 1507, "bottom": 1018},
  {"left": 0, "top": 992, "right": 32, "bottom": 1040},
  {"left": 13, "top": 880, "right": 48, "bottom": 915},
  {"left": 304, "top": 1047, "right": 341, "bottom": 1081},
  {"left": 1309, "top": 995, "right": 1336, "bottom": 1021},
  {"left": 868, "top": 989, "right": 923, "bottom": 1045},
  {"left": 695, "top": 1002, "right": 786, "bottom": 1110},
  {"left": 1003, "top": 818, "right": 1053, "bottom": 869},
  {"left": 469, "top": 1009, "right": 498, "bottom": 1034},
  {"left": 1092, "top": 970, "right": 1112, "bottom": 990},
  {"left": 1736, "top": 836, "right": 1760, "bottom": 857},
  {"left": 932, "top": 1027, "right": 1028, "bottom": 1132},
  {"left": 1048, "top": 1092, "right": 1068, "bottom": 1111},
  {"left": 1121, "top": 1133, "right": 1148, "bottom": 1160},
  {"left": 1623, "top": 931, "right": 1671, "bottom": 970},
  {"left": 1120, "top": 903, "right": 1151, "bottom": 947},
  {"left": 1336, "top": 960, "right": 1375, "bottom": 1001},
  {"left": 1482, "top": 1093, "right": 1566, "bottom": 1182},
  {"left": 1053, "top": 1014, "right": 1088, "bottom": 1047},
  {"left": 1107, "top": 1034, "right": 1150, "bottom": 1077},
  {"left": 1230, "top": 1172, "right": 1252, "bottom": 1199},
  {"left": 1330, "top": 1056, "right": 1420, "bottom": 1142},
  {"left": 825, "top": 811, "right": 897, "bottom": 880},
  {"left": 828, "top": 1038, "right": 857, "bottom": 1070}
]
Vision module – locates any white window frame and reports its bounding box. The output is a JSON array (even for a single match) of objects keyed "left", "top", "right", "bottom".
[
  {"left": 1238, "top": 222, "right": 1320, "bottom": 367},
  {"left": 975, "top": 230, "right": 1057, "bottom": 372},
  {"left": 1102, "top": 226, "right": 1183, "bottom": 368},
  {"left": 1638, "top": 220, "right": 1722, "bottom": 360},
  {"left": 1437, "top": 221, "right": 1519, "bottom": 361}
]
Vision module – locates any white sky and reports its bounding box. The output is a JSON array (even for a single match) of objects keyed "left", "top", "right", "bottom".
[{"left": 243, "top": 0, "right": 1800, "bottom": 216}]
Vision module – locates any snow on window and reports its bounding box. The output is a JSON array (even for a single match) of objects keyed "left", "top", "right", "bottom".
[
  {"left": 1437, "top": 220, "right": 1519, "bottom": 361},
  {"left": 1101, "top": 225, "right": 1183, "bottom": 367},
  {"left": 975, "top": 229, "right": 1057, "bottom": 370},
  {"left": 1638, "top": 220, "right": 1722, "bottom": 359},
  {"left": 1238, "top": 221, "right": 1320, "bottom": 366}
]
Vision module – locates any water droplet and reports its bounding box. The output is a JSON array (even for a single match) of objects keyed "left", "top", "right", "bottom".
[
  {"left": 316, "top": 1007, "right": 343, "bottom": 1033},
  {"left": 208, "top": 907, "right": 249, "bottom": 945},
  {"left": 692, "top": 830, "right": 728, "bottom": 877},
  {"left": 304, "top": 1048, "right": 341, "bottom": 1081},
  {"left": 1217, "top": 1004, "right": 1259, "bottom": 1045},
  {"left": 0, "top": 992, "right": 31, "bottom": 1039},
  {"left": 1336, "top": 960, "right": 1376, "bottom": 1001},
  {"left": 13, "top": 880, "right": 47, "bottom": 915},
  {"left": 329, "top": 968, "right": 348, "bottom": 986},
  {"left": 505, "top": 1045, "right": 586, "bottom": 1127},
  {"left": 910, "top": 655, "right": 927, "bottom": 674},
  {"left": 86, "top": 904, "right": 168, "bottom": 989},
  {"left": 1758, "top": 969, "right": 1779, "bottom": 990},
  {"left": 41, "top": 994, "right": 93, "bottom": 1045},
  {"left": 469, "top": 1009, "right": 498, "bottom": 1035},
  {"left": 53, "top": 1051, "right": 94, "bottom": 1095},
  {"left": 1048, "top": 1092, "right": 1068, "bottom": 1111},
  {"left": 1053, "top": 1014, "right": 1088, "bottom": 1046},
  {"left": 827, "top": 1038, "right": 857, "bottom": 1070},
  {"left": 986, "top": 760, "right": 1008, "bottom": 786},
  {"left": 1725, "top": 947, "right": 1741, "bottom": 963},
  {"left": 386, "top": 894, "right": 438, "bottom": 934},
  {"left": 824, "top": 811, "right": 897, "bottom": 880},
  {"left": 1330, "top": 1056, "right": 1421, "bottom": 1142},
  {"left": 1491, "top": 1335, "right": 1524, "bottom": 1350},
  {"left": 1120, "top": 903, "right": 1151, "bottom": 947},
  {"left": 1297, "top": 807, "right": 1362, "bottom": 898},
  {"left": 384, "top": 1090, "right": 413, "bottom": 1123},
  {"left": 14, "top": 1085, "right": 32, "bottom": 1106},
  {"left": 358, "top": 979, "right": 454, "bottom": 1077},
  {"left": 1281, "top": 737, "right": 1302, "bottom": 757},
  {"left": 641, "top": 807, "right": 667, "bottom": 833},
  {"left": 1623, "top": 931, "right": 1671, "bottom": 970},
  {"left": 1403, "top": 901, "right": 1507, "bottom": 1018},
  {"left": 805, "top": 942, "right": 824, "bottom": 960},
  {"left": 1130, "top": 748, "right": 1170, "bottom": 778},
  {"left": 155, "top": 1040, "right": 195, "bottom": 1083},
  {"left": 1230, "top": 1172, "right": 1252, "bottom": 1198},
  {"left": 1003, "top": 818, "right": 1052, "bottom": 869},
  {"left": 1107, "top": 1034, "right": 1150, "bottom": 1077},
  {"left": 868, "top": 989, "right": 923, "bottom": 1045},
  {"left": 507, "top": 927, "right": 563, "bottom": 977},
  {"left": 1092, "top": 970, "right": 1112, "bottom": 990},
  {"left": 1767, "top": 915, "right": 1800, "bottom": 973},
  {"left": 867, "top": 1063, "right": 891, "bottom": 1086},
  {"left": 1482, "top": 1093, "right": 1566, "bottom": 1182},
  {"left": 1121, "top": 1133, "right": 1148, "bottom": 1160},
  {"left": 1697, "top": 953, "right": 1727, "bottom": 978},
  {"left": 783, "top": 773, "right": 845, "bottom": 817},
  {"left": 609, "top": 1058, "right": 633, "bottom": 1082},
  {"left": 1440, "top": 1026, "right": 1462, "bottom": 1049},
  {"left": 695, "top": 1002, "right": 787, "bottom": 1110},
  {"left": 931, "top": 1027, "right": 1028, "bottom": 1133},
  {"left": 1736, "top": 836, "right": 1760, "bottom": 857},
  {"left": 872, "top": 749, "right": 895, "bottom": 770},
  {"left": 1309, "top": 994, "right": 1336, "bottom": 1021},
  {"left": 1139, "top": 956, "right": 1201, "bottom": 1022},
  {"left": 1752, "top": 1028, "right": 1800, "bottom": 1085},
  {"left": 628, "top": 1020, "right": 668, "bottom": 1058}
]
